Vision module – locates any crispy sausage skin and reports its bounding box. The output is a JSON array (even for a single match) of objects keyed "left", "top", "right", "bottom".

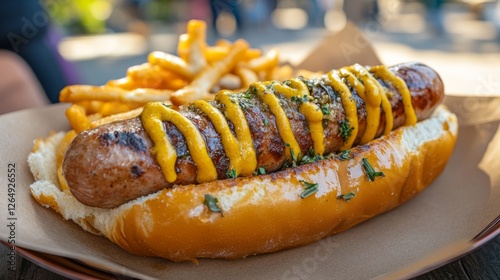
[{"left": 63, "top": 62, "right": 444, "bottom": 208}]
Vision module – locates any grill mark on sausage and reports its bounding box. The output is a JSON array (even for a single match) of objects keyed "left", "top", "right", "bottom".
[
  {"left": 131, "top": 165, "right": 144, "bottom": 178},
  {"left": 100, "top": 131, "right": 147, "bottom": 152}
]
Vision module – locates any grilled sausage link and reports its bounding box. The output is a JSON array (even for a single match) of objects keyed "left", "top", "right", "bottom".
[{"left": 63, "top": 62, "right": 444, "bottom": 208}]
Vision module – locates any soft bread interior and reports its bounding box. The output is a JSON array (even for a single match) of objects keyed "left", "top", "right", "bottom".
[{"left": 28, "top": 105, "right": 458, "bottom": 260}]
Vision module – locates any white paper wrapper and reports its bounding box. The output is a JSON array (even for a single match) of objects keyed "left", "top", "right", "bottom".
[{"left": 0, "top": 23, "right": 499, "bottom": 279}]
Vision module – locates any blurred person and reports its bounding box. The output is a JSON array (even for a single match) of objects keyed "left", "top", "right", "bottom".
[
  {"left": 210, "top": 0, "right": 243, "bottom": 34},
  {"left": 422, "top": 0, "right": 445, "bottom": 35},
  {"left": 0, "top": 50, "right": 49, "bottom": 114},
  {"left": 188, "top": 0, "right": 211, "bottom": 22},
  {"left": 307, "top": 0, "right": 327, "bottom": 27},
  {"left": 124, "top": 0, "right": 151, "bottom": 35},
  {"left": 107, "top": 0, "right": 152, "bottom": 36},
  {"left": 0, "top": 0, "right": 79, "bottom": 104},
  {"left": 496, "top": 0, "right": 500, "bottom": 40},
  {"left": 239, "top": 0, "right": 275, "bottom": 32},
  {"left": 343, "top": 0, "right": 379, "bottom": 25}
]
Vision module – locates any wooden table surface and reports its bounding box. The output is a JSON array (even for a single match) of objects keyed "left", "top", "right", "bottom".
[{"left": 1, "top": 233, "right": 499, "bottom": 280}]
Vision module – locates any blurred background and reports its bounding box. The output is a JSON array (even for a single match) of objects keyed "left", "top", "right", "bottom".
[{"left": 1, "top": 0, "right": 500, "bottom": 113}]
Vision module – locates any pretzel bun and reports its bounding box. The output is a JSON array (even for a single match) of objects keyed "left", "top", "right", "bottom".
[{"left": 28, "top": 105, "right": 457, "bottom": 262}]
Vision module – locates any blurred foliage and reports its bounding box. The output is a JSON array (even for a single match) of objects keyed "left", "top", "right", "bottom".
[
  {"left": 42, "top": 0, "right": 110, "bottom": 34},
  {"left": 144, "top": 0, "right": 177, "bottom": 21},
  {"left": 42, "top": 0, "right": 182, "bottom": 35}
]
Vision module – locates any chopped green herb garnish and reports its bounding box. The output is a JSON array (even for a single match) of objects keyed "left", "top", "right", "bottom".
[
  {"left": 290, "top": 148, "right": 297, "bottom": 167},
  {"left": 299, "top": 147, "right": 323, "bottom": 165},
  {"left": 338, "top": 150, "right": 351, "bottom": 161},
  {"left": 291, "top": 95, "right": 309, "bottom": 104},
  {"left": 339, "top": 119, "right": 354, "bottom": 143},
  {"left": 203, "top": 194, "right": 223, "bottom": 215},
  {"left": 263, "top": 118, "right": 269, "bottom": 126},
  {"left": 300, "top": 180, "right": 319, "bottom": 199},
  {"left": 162, "top": 102, "right": 172, "bottom": 108},
  {"left": 258, "top": 167, "right": 266, "bottom": 175},
  {"left": 299, "top": 154, "right": 323, "bottom": 165},
  {"left": 321, "top": 104, "right": 331, "bottom": 115},
  {"left": 226, "top": 168, "right": 237, "bottom": 179},
  {"left": 284, "top": 143, "right": 298, "bottom": 166},
  {"left": 337, "top": 192, "right": 356, "bottom": 201},
  {"left": 265, "top": 83, "right": 275, "bottom": 91},
  {"left": 307, "top": 146, "right": 315, "bottom": 157},
  {"left": 239, "top": 99, "right": 250, "bottom": 110},
  {"left": 249, "top": 86, "right": 257, "bottom": 95},
  {"left": 242, "top": 92, "right": 252, "bottom": 99},
  {"left": 362, "top": 157, "right": 385, "bottom": 181},
  {"left": 301, "top": 77, "right": 315, "bottom": 89}
]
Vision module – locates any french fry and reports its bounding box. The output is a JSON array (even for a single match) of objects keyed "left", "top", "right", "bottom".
[
  {"left": 65, "top": 104, "right": 90, "bottom": 133},
  {"left": 165, "top": 78, "right": 188, "bottom": 90},
  {"left": 235, "top": 66, "right": 259, "bottom": 89},
  {"left": 217, "top": 73, "right": 241, "bottom": 90},
  {"left": 126, "top": 63, "right": 186, "bottom": 90},
  {"left": 243, "top": 48, "right": 262, "bottom": 61},
  {"left": 206, "top": 46, "right": 262, "bottom": 63},
  {"left": 86, "top": 113, "right": 104, "bottom": 123},
  {"left": 268, "top": 64, "right": 294, "bottom": 81},
  {"left": 177, "top": 33, "right": 190, "bottom": 61},
  {"left": 56, "top": 130, "right": 77, "bottom": 192},
  {"left": 184, "top": 20, "right": 207, "bottom": 73},
  {"left": 60, "top": 85, "right": 173, "bottom": 104},
  {"left": 205, "top": 46, "right": 229, "bottom": 63},
  {"left": 148, "top": 51, "right": 195, "bottom": 80},
  {"left": 90, "top": 107, "right": 143, "bottom": 128},
  {"left": 73, "top": 100, "right": 105, "bottom": 115},
  {"left": 99, "top": 102, "right": 135, "bottom": 117},
  {"left": 106, "top": 77, "right": 136, "bottom": 90},
  {"left": 153, "top": 20, "right": 208, "bottom": 80},
  {"left": 171, "top": 39, "right": 250, "bottom": 105},
  {"left": 245, "top": 48, "right": 279, "bottom": 72},
  {"left": 127, "top": 63, "right": 168, "bottom": 83},
  {"left": 177, "top": 20, "right": 207, "bottom": 63},
  {"left": 215, "top": 39, "right": 231, "bottom": 47}
]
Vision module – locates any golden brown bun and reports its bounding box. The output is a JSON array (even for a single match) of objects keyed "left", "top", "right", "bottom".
[{"left": 28, "top": 105, "right": 458, "bottom": 262}]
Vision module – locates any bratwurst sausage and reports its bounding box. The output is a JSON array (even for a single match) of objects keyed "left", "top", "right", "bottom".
[{"left": 63, "top": 62, "right": 444, "bottom": 208}]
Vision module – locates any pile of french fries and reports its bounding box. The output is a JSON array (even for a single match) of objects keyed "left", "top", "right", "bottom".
[{"left": 60, "top": 19, "right": 299, "bottom": 134}]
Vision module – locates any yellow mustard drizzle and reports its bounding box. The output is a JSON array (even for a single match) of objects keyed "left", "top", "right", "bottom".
[
  {"left": 339, "top": 67, "right": 380, "bottom": 145},
  {"left": 141, "top": 102, "right": 217, "bottom": 183},
  {"left": 370, "top": 65, "right": 417, "bottom": 126},
  {"left": 213, "top": 91, "right": 257, "bottom": 176},
  {"left": 192, "top": 99, "right": 243, "bottom": 176},
  {"left": 343, "top": 64, "right": 393, "bottom": 138},
  {"left": 327, "top": 70, "right": 358, "bottom": 150},
  {"left": 141, "top": 64, "right": 416, "bottom": 183},
  {"left": 253, "top": 82, "right": 302, "bottom": 161},
  {"left": 273, "top": 79, "right": 325, "bottom": 155},
  {"left": 378, "top": 84, "right": 394, "bottom": 135}
]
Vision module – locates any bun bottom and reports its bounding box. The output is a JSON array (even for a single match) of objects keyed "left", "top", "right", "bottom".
[{"left": 29, "top": 105, "right": 458, "bottom": 262}]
